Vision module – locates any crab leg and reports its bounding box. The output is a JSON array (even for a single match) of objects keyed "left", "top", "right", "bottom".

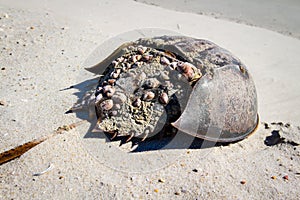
[
  {"left": 141, "top": 131, "right": 149, "bottom": 141},
  {"left": 126, "top": 132, "right": 134, "bottom": 142},
  {"left": 110, "top": 131, "right": 118, "bottom": 140}
]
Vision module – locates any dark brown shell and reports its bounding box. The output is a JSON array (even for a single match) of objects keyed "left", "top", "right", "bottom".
[{"left": 89, "top": 36, "right": 258, "bottom": 142}]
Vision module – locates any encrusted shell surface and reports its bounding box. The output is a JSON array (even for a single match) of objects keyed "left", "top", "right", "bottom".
[{"left": 88, "top": 36, "right": 258, "bottom": 142}]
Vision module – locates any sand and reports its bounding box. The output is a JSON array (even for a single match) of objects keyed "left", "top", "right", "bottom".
[
  {"left": 136, "top": 0, "right": 300, "bottom": 39},
  {"left": 0, "top": 0, "right": 299, "bottom": 199}
]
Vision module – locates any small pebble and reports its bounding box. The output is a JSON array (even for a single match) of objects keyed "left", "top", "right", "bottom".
[
  {"left": 1, "top": 67, "right": 5, "bottom": 70},
  {"left": 158, "top": 178, "right": 165, "bottom": 183},
  {"left": 240, "top": 180, "right": 246, "bottom": 185},
  {"left": 264, "top": 122, "right": 270, "bottom": 129},
  {"left": 283, "top": 175, "right": 289, "bottom": 180},
  {"left": 181, "top": 188, "right": 187, "bottom": 194},
  {"left": 174, "top": 191, "right": 180, "bottom": 195},
  {"left": 154, "top": 189, "right": 159, "bottom": 193},
  {"left": 271, "top": 176, "right": 277, "bottom": 180},
  {"left": 0, "top": 100, "right": 6, "bottom": 106},
  {"left": 264, "top": 130, "right": 282, "bottom": 146},
  {"left": 192, "top": 169, "right": 198, "bottom": 173}
]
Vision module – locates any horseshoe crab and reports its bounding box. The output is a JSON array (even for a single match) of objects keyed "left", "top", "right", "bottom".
[
  {"left": 0, "top": 34, "right": 260, "bottom": 166},
  {"left": 86, "top": 35, "right": 258, "bottom": 143},
  {"left": 0, "top": 35, "right": 259, "bottom": 165}
]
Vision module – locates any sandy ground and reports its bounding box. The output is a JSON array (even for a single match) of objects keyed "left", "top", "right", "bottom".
[
  {"left": 0, "top": 0, "right": 299, "bottom": 199},
  {"left": 136, "top": 0, "right": 300, "bottom": 39}
]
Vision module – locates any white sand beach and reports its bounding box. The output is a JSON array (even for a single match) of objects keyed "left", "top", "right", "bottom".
[{"left": 0, "top": 0, "right": 299, "bottom": 199}]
